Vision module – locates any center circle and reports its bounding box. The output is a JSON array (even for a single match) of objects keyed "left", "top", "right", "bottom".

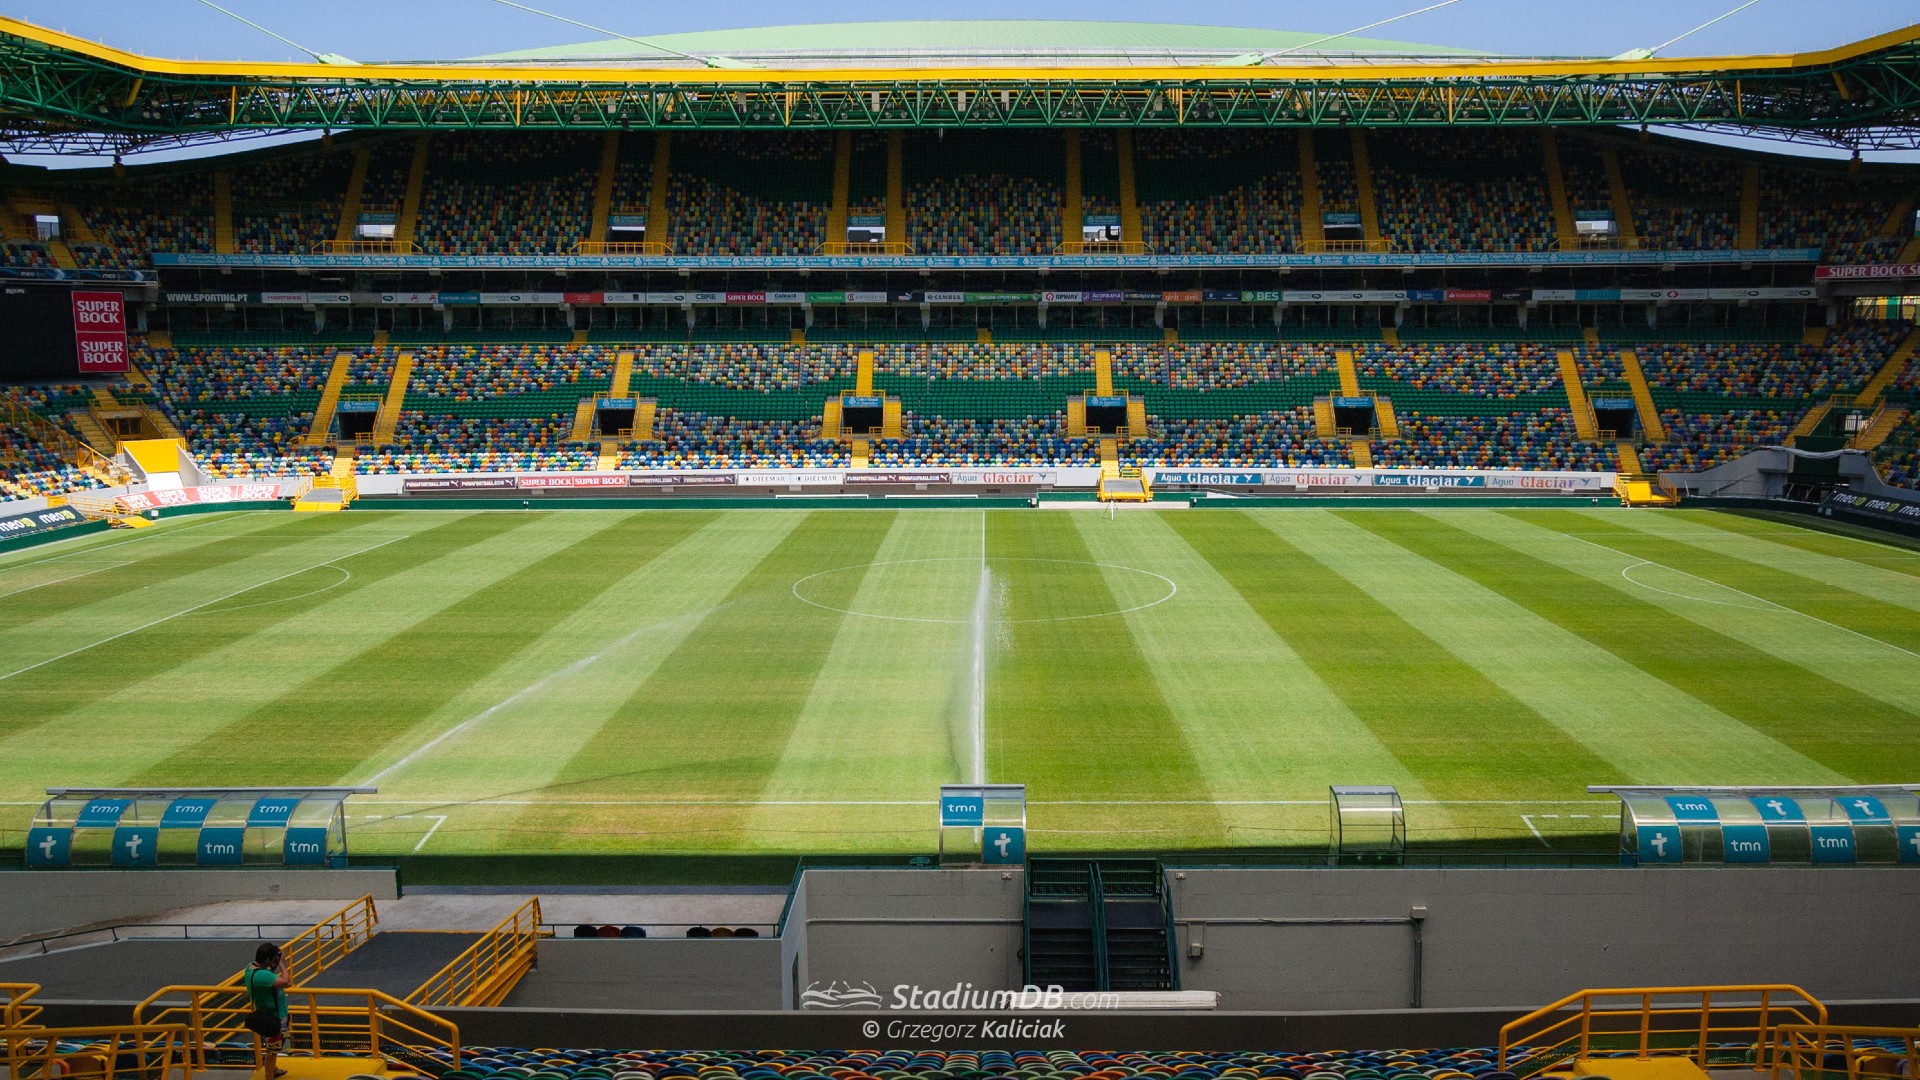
[{"left": 791, "top": 557, "right": 1178, "bottom": 624}]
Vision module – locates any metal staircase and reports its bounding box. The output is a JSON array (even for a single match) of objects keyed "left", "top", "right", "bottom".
[{"left": 1024, "top": 859, "right": 1177, "bottom": 993}]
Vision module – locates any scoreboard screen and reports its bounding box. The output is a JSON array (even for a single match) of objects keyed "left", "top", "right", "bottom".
[{"left": 0, "top": 285, "right": 129, "bottom": 381}]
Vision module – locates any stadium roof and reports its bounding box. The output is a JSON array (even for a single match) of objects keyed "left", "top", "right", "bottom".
[
  {"left": 0, "top": 15, "right": 1916, "bottom": 156},
  {"left": 478, "top": 20, "right": 1483, "bottom": 68}
]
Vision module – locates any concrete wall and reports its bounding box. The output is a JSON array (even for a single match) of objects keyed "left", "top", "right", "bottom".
[
  {"left": 1170, "top": 867, "right": 1920, "bottom": 1011},
  {"left": 504, "top": 939, "right": 781, "bottom": 1010},
  {"left": 0, "top": 869, "right": 399, "bottom": 942},
  {"left": 786, "top": 868, "right": 1025, "bottom": 1007}
]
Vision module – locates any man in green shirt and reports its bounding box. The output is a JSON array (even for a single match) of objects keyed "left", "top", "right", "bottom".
[{"left": 244, "top": 943, "right": 290, "bottom": 1079}]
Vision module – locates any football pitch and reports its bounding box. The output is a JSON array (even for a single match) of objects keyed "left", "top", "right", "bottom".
[{"left": 2, "top": 505, "right": 1918, "bottom": 871}]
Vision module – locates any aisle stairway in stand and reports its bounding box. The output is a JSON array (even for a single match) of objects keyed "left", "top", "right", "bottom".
[
  {"left": 1858, "top": 327, "right": 1919, "bottom": 407},
  {"left": 1618, "top": 349, "right": 1666, "bottom": 443},
  {"left": 303, "top": 352, "right": 355, "bottom": 446},
  {"left": 372, "top": 351, "right": 413, "bottom": 446},
  {"left": 1558, "top": 349, "right": 1599, "bottom": 440},
  {"left": 1025, "top": 859, "right": 1177, "bottom": 993},
  {"left": 1852, "top": 405, "right": 1910, "bottom": 452}
]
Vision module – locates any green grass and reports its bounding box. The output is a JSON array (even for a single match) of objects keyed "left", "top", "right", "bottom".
[{"left": 2, "top": 505, "right": 1917, "bottom": 873}]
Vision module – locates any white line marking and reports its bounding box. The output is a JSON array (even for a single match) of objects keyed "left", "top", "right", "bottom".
[
  {"left": 1561, "top": 531, "right": 1920, "bottom": 662},
  {"left": 412, "top": 815, "right": 448, "bottom": 852},
  {"left": 335, "top": 797, "right": 1619, "bottom": 808},
  {"left": 0, "top": 562, "right": 128, "bottom": 599},
  {"left": 0, "top": 535, "right": 405, "bottom": 683},
  {"left": 1619, "top": 561, "right": 1775, "bottom": 610},
  {"left": 969, "top": 509, "right": 990, "bottom": 785},
  {"left": 361, "top": 605, "right": 720, "bottom": 786},
  {"left": 1521, "top": 814, "right": 1552, "bottom": 848},
  {"left": 0, "top": 514, "right": 237, "bottom": 574},
  {"left": 791, "top": 556, "right": 1177, "bottom": 625},
  {"left": 196, "top": 564, "right": 352, "bottom": 614}
]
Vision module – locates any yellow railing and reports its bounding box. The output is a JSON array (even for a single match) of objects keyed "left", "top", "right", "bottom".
[
  {"left": 278, "top": 894, "right": 379, "bottom": 988},
  {"left": 0, "top": 390, "right": 125, "bottom": 482},
  {"left": 196, "top": 895, "right": 379, "bottom": 992},
  {"left": 0, "top": 983, "right": 42, "bottom": 1029},
  {"left": 65, "top": 491, "right": 129, "bottom": 520},
  {"left": 573, "top": 240, "right": 672, "bottom": 256},
  {"left": 1500, "top": 985, "right": 1827, "bottom": 1073},
  {"left": 313, "top": 239, "right": 421, "bottom": 255},
  {"left": 1558, "top": 235, "right": 1652, "bottom": 251},
  {"left": 1769, "top": 1024, "right": 1920, "bottom": 1080},
  {"left": 0, "top": 1023, "right": 191, "bottom": 1080},
  {"left": 404, "top": 897, "right": 543, "bottom": 1009},
  {"left": 1302, "top": 238, "right": 1394, "bottom": 254},
  {"left": 135, "top": 986, "right": 459, "bottom": 1072},
  {"left": 1054, "top": 240, "right": 1155, "bottom": 256},
  {"left": 816, "top": 240, "right": 911, "bottom": 256}
]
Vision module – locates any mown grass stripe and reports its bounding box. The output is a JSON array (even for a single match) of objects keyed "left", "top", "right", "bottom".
[
  {"left": 131, "top": 511, "right": 715, "bottom": 786},
  {"left": 1173, "top": 511, "right": 1627, "bottom": 799},
  {"left": 0, "top": 512, "right": 363, "bottom": 633},
  {"left": 0, "top": 512, "right": 519, "bottom": 752},
  {"left": 755, "top": 512, "right": 977, "bottom": 799},
  {"left": 371, "top": 513, "right": 803, "bottom": 802},
  {"left": 984, "top": 513, "right": 1216, "bottom": 840},
  {"left": 549, "top": 511, "right": 898, "bottom": 820},
  {"left": 1071, "top": 510, "right": 1446, "bottom": 845},
  {"left": 1450, "top": 511, "right": 1920, "bottom": 782},
  {"left": 1334, "top": 510, "right": 1848, "bottom": 786},
  {"left": 1607, "top": 509, "right": 1920, "bottom": 615},
  {"left": 1515, "top": 510, "right": 1920, "bottom": 656},
  {"left": 1070, "top": 512, "right": 1434, "bottom": 794},
  {"left": 1687, "top": 509, "right": 1920, "bottom": 579}
]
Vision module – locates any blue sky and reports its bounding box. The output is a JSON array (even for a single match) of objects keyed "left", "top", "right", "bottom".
[{"left": 6, "top": 1, "right": 1918, "bottom": 164}]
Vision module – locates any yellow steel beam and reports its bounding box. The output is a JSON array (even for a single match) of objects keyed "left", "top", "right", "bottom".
[{"left": 2, "top": 15, "right": 1916, "bottom": 86}]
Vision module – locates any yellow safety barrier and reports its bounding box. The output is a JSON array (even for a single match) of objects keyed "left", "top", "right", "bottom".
[
  {"left": 0, "top": 1022, "right": 192, "bottom": 1080},
  {"left": 816, "top": 240, "right": 911, "bottom": 256},
  {"left": 1500, "top": 985, "right": 1827, "bottom": 1073},
  {"left": 1054, "top": 240, "right": 1155, "bottom": 256},
  {"left": 404, "top": 897, "right": 543, "bottom": 1009},
  {"left": 313, "top": 239, "right": 421, "bottom": 255},
  {"left": 1303, "top": 238, "right": 1394, "bottom": 254},
  {"left": 1557, "top": 235, "right": 1652, "bottom": 251},
  {"left": 135, "top": 985, "right": 460, "bottom": 1072},
  {"left": 0, "top": 390, "right": 124, "bottom": 482},
  {"left": 574, "top": 240, "right": 672, "bottom": 256},
  {"left": 202, "top": 895, "right": 379, "bottom": 990},
  {"left": 279, "top": 895, "right": 380, "bottom": 987},
  {"left": 0, "top": 983, "right": 43, "bottom": 1029},
  {"left": 1769, "top": 1023, "right": 1920, "bottom": 1080}
]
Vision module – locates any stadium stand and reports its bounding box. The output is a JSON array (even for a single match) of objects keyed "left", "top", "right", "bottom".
[
  {"left": 906, "top": 132, "right": 1063, "bottom": 255},
  {"left": 415, "top": 133, "right": 598, "bottom": 255},
  {"left": 1135, "top": 130, "right": 1301, "bottom": 254},
  {"left": 1371, "top": 130, "right": 1557, "bottom": 252},
  {"left": 0, "top": 129, "right": 1908, "bottom": 263},
  {"left": 1615, "top": 142, "right": 1739, "bottom": 251},
  {"left": 4, "top": 327, "right": 1907, "bottom": 484},
  {"left": 231, "top": 147, "right": 355, "bottom": 254},
  {"left": 668, "top": 133, "right": 832, "bottom": 255},
  {"left": 60, "top": 171, "right": 214, "bottom": 267},
  {"left": 412, "top": 1046, "right": 1529, "bottom": 1080}
]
